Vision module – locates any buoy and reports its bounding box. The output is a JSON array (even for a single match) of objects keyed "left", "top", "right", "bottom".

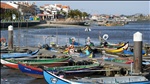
[{"left": 103, "top": 34, "right": 109, "bottom": 40}]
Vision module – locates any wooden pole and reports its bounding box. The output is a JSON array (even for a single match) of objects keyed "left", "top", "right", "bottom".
[
  {"left": 8, "top": 25, "right": 13, "bottom": 50},
  {"left": 133, "top": 31, "right": 143, "bottom": 73}
]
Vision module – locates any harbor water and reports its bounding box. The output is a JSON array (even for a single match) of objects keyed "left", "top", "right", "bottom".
[
  {"left": 1, "top": 21, "right": 150, "bottom": 47},
  {"left": 1, "top": 21, "right": 150, "bottom": 84}
]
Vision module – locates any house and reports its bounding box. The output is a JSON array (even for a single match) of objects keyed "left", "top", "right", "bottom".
[
  {"left": 38, "top": 4, "right": 70, "bottom": 20},
  {"left": 90, "top": 14, "right": 99, "bottom": 21}
]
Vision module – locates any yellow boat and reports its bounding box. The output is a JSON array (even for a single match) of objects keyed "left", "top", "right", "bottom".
[{"left": 105, "top": 42, "right": 129, "bottom": 53}]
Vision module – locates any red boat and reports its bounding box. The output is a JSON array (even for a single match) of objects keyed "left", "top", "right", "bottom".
[{"left": 1, "top": 59, "right": 18, "bottom": 69}]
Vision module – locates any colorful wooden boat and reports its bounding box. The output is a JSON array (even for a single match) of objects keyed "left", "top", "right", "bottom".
[
  {"left": 123, "top": 50, "right": 146, "bottom": 56},
  {"left": 1, "top": 49, "right": 39, "bottom": 59},
  {"left": 18, "top": 60, "right": 101, "bottom": 78},
  {"left": 63, "top": 45, "right": 94, "bottom": 58},
  {"left": 99, "top": 36, "right": 125, "bottom": 48},
  {"left": 43, "top": 70, "right": 150, "bottom": 84},
  {"left": 1, "top": 56, "right": 71, "bottom": 69},
  {"left": 105, "top": 42, "right": 129, "bottom": 53},
  {"left": 43, "top": 70, "right": 81, "bottom": 84},
  {"left": 1, "top": 58, "right": 18, "bottom": 69}
]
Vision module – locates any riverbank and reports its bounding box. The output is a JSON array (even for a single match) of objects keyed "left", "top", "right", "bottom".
[
  {"left": 33, "top": 23, "right": 89, "bottom": 28},
  {"left": 1, "top": 22, "right": 90, "bottom": 29}
]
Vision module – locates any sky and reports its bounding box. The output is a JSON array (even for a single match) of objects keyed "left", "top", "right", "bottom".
[{"left": 2, "top": 1, "right": 150, "bottom": 15}]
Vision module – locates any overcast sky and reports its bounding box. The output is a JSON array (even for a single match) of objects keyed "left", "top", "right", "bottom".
[{"left": 2, "top": 1, "right": 150, "bottom": 15}]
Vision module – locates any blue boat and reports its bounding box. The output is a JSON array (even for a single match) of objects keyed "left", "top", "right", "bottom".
[
  {"left": 123, "top": 50, "right": 146, "bottom": 55},
  {"left": 43, "top": 70, "right": 82, "bottom": 84},
  {"left": 18, "top": 59, "right": 100, "bottom": 78},
  {"left": 1, "top": 49, "right": 39, "bottom": 59},
  {"left": 43, "top": 70, "right": 150, "bottom": 84}
]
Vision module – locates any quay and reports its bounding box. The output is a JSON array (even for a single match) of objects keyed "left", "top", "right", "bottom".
[{"left": 1, "top": 20, "right": 41, "bottom": 28}]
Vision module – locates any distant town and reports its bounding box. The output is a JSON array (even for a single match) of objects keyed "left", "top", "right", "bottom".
[{"left": 1, "top": 1, "right": 150, "bottom": 27}]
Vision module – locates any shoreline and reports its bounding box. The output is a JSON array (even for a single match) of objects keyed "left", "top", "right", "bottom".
[
  {"left": 33, "top": 23, "right": 90, "bottom": 28},
  {"left": 1, "top": 23, "right": 90, "bottom": 29}
]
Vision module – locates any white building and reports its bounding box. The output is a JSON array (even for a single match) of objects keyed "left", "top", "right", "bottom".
[
  {"left": 38, "top": 4, "right": 70, "bottom": 20},
  {"left": 90, "top": 14, "right": 99, "bottom": 21}
]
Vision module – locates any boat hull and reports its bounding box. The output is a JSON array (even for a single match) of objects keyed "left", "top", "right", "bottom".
[
  {"left": 18, "top": 61, "right": 100, "bottom": 78},
  {"left": 1, "top": 50, "right": 39, "bottom": 59}
]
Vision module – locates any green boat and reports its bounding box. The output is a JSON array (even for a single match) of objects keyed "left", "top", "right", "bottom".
[
  {"left": 44, "top": 60, "right": 100, "bottom": 72},
  {"left": 18, "top": 59, "right": 101, "bottom": 78},
  {"left": 1, "top": 56, "right": 71, "bottom": 69}
]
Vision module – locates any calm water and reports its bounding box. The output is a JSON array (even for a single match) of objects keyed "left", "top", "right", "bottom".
[
  {"left": 1, "top": 21, "right": 150, "bottom": 84},
  {"left": 1, "top": 21, "right": 150, "bottom": 47}
]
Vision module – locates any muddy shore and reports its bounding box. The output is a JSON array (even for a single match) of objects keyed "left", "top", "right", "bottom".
[{"left": 1, "top": 67, "right": 47, "bottom": 84}]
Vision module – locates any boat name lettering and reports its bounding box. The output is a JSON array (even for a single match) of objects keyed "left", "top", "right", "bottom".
[
  {"left": 24, "top": 68, "right": 31, "bottom": 71},
  {"left": 51, "top": 78, "right": 58, "bottom": 84}
]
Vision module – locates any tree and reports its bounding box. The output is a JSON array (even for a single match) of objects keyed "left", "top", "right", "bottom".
[
  {"left": 18, "top": 4, "right": 36, "bottom": 16},
  {"left": 1, "top": 9, "right": 19, "bottom": 21},
  {"left": 67, "top": 9, "right": 89, "bottom": 19},
  {"left": 82, "top": 12, "right": 88, "bottom": 19}
]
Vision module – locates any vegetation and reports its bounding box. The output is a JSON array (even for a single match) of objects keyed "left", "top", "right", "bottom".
[
  {"left": 1, "top": 4, "right": 36, "bottom": 21},
  {"left": 18, "top": 4, "right": 36, "bottom": 15},
  {"left": 0, "top": 9, "right": 20, "bottom": 21},
  {"left": 67, "top": 9, "right": 89, "bottom": 19}
]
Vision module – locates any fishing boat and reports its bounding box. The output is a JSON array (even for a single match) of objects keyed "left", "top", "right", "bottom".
[
  {"left": 99, "top": 35, "right": 125, "bottom": 48},
  {"left": 1, "top": 56, "right": 71, "bottom": 69},
  {"left": 1, "top": 49, "right": 39, "bottom": 59},
  {"left": 43, "top": 70, "right": 81, "bottom": 84},
  {"left": 102, "top": 51, "right": 119, "bottom": 58},
  {"left": 75, "top": 76, "right": 150, "bottom": 84},
  {"left": 123, "top": 49, "right": 146, "bottom": 56},
  {"left": 102, "top": 51, "right": 133, "bottom": 64},
  {"left": 105, "top": 42, "right": 129, "bottom": 53},
  {"left": 43, "top": 69, "right": 150, "bottom": 84},
  {"left": 63, "top": 45, "right": 94, "bottom": 58},
  {"left": 18, "top": 60, "right": 101, "bottom": 78}
]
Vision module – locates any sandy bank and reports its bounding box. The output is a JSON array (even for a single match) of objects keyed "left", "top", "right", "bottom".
[{"left": 33, "top": 23, "right": 89, "bottom": 28}]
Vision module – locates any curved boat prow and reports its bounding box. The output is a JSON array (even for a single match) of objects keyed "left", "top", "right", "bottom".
[
  {"left": 31, "top": 49, "right": 40, "bottom": 55},
  {"left": 43, "top": 70, "right": 82, "bottom": 84}
]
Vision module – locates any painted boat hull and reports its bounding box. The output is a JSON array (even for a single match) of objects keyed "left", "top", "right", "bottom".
[
  {"left": 1, "top": 50, "right": 39, "bottom": 59},
  {"left": 4, "top": 63, "right": 18, "bottom": 69},
  {"left": 1, "top": 59, "right": 18, "bottom": 69},
  {"left": 18, "top": 63, "right": 43, "bottom": 78},
  {"left": 1, "top": 56, "right": 70, "bottom": 69},
  {"left": 123, "top": 50, "right": 146, "bottom": 55},
  {"left": 105, "top": 42, "right": 129, "bottom": 53},
  {"left": 18, "top": 61, "right": 100, "bottom": 78},
  {"left": 43, "top": 70, "right": 81, "bottom": 84}
]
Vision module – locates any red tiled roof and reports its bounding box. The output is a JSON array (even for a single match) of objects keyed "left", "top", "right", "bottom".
[
  {"left": 56, "top": 4, "right": 62, "bottom": 8},
  {"left": 62, "top": 5, "right": 70, "bottom": 9},
  {"left": 0, "top": 2, "right": 16, "bottom": 9}
]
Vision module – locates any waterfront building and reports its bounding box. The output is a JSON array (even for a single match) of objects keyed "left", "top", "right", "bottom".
[
  {"left": 38, "top": 4, "right": 70, "bottom": 20},
  {"left": 3, "top": 1, "right": 41, "bottom": 20}
]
